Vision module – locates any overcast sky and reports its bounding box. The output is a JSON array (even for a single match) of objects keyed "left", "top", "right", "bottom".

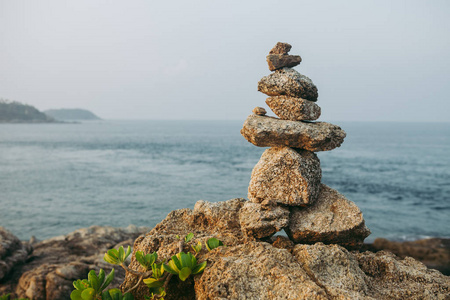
[{"left": 1, "top": 0, "right": 449, "bottom": 121}]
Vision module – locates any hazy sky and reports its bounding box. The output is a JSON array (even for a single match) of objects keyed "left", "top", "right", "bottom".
[{"left": 1, "top": 0, "right": 449, "bottom": 121}]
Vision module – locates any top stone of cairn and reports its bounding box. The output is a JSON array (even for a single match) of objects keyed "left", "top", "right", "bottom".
[{"left": 269, "top": 42, "right": 292, "bottom": 55}]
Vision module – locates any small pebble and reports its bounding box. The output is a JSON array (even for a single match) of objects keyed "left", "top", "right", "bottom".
[{"left": 253, "top": 107, "right": 267, "bottom": 116}]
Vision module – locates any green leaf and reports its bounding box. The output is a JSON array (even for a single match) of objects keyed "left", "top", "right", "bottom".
[
  {"left": 145, "top": 253, "right": 156, "bottom": 266},
  {"left": 192, "top": 241, "right": 202, "bottom": 253},
  {"left": 135, "top": 251, "right": 144, "bottom": 266},
  {"left": 125, "top": 246, "right": 131, "bottom": 260},
  {"left": 180, "top": 252, "right": 193, "bottom": 269},
  {"left": 171, "top": 254, "right": 182, "bottom": 271},
  {"left": 143, "top": 278, "right": 163, "bottom": 289},
  {"left": 98, "top": 269, "right": 106, "bottom": 287},
  {"left": 184, "top": 233, "right": 194, "bottom": 243},
  {"left": 179, "top": 267, "right": 192, "bottom": 281},
  {"left": 118, "top": 246, "right": 125, "bottom": 262},
  {"left": 101, "top": 291, "right": 113, "bottom": 300},
  {"left": 123, "top": 293, "right": 134, "bottom": 300},
  {"left": 88, "top": 270, "right": 100, "bottom": 292},
  {"left": 192, "top": 261, "right": 207, "bottom": 274},
  {"left": 206, "top": 238, "right": 224, "bottom": 251},
  {"left": 70, "top": 290, "right": 83, "bottom": 300},
  {"left": 81, "top": 288, "right": 96, "bottom": 300},
  {"left": 104, "top": 249, "right": 120, "bottom": 265},
  {"left": 162, "top": 263, "right": 178, "bottom": 275},
  {"left": 101, "top": 269, "right": 115, "bottom": 291}
]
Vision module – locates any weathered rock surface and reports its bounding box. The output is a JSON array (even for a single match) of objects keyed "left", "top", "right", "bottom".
[
  {"left": 194, "top": 242, "right": 328, "bottom": 300},
  {"left": 293, "top": 243, "right": 372, "bottom": 299},
  {"left": 356, "top": 250, "right": 450, "bottom": 299},
  {"left": 239, "top": 201, "right": 290, "bottom": 239},
  {"left": 266, "top": 54, "right": 302, "bottom": 71},
  {"left": 294, "top": 242, "right": 450, "bottom": 299},
  {"left": 121, "top": 199, "right": 247, "bottom": 300},
  {"left": 266, "top": 95, "right": 321, "bottom": 121},
  {"left": 269, "top": 42, "right": 292, "bottom": 55},
  {"left": 286, "top": 184, "right": 371, "bottom": 249},
  {"left": 258, "top": 68, "right": 318, "bottom": 101},
  {"left": 241, "top": 114, "right": 346, "bottom": 151},
  {"left": 248, "top": 147, "right": 321, "bottom": 206},
  {"left": 363, "top": 237, "right": 450, "bottom": 275},
  {"left": 0, "top": 225, "right": 149, "bottom": 299},
  {"left": 252, "top": 106, "right": 267, "bottom": 116},
  {"left": 0, "top": 227, "right": 32, "bottom": 281}
]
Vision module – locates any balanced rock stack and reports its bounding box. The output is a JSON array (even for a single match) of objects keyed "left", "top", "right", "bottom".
[{"left": 240, "top": 42, "right": 370, "bottom": 249}]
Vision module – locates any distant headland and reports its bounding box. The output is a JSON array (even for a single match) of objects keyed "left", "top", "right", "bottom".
[
  {"left": 0, "top": 100, "right": 55, "bottom": 123},
  {"left": 0, "top": 99, "right": 101, "bottom": 123},
  {"left": 44, "top": 108, "right": 101, "bottom": 121}
]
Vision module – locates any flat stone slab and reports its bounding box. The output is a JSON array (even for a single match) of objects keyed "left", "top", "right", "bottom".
[
  {"left": 258, "top": 68, "right": 318, "bottom": 101},
  {"left": 266, "top": 95, "right": 321, "bottom": 121},
  {"left": 241, "top": 114, "right": 346, "bottom": 151},
  {"left": 239, "top": 201, "right": 289, "bottom": 239},
  {"left": 248, "top": 147, "right": 321, "bottom": 206},
  {"left": 286, "top": 184, "right": 371, "bottom": 250},
  {"left": 266, "top": 54, "right": 301, "bottom": 71}
]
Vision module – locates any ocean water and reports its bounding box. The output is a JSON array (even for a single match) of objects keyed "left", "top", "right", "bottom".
[{"left": 0, "top": 120, "right": 449, "bottom": 242}]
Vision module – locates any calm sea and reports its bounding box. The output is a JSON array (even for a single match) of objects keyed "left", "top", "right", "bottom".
[{"left": 0, "top": 120, "right": 449, "bottom": 242}]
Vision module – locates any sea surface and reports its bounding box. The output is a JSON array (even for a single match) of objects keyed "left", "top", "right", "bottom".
[{"left": 0, "top": 120, "right": 449, "bottom": 242}]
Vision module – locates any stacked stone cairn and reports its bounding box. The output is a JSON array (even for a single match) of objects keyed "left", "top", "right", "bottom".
[{"left": 240, "top": 42, "right": 370, "bottom": 250}]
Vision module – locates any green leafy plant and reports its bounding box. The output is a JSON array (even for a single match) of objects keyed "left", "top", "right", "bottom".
[
  {"left": 163, "top": 252, "right": 207, "bottom": 281},
  {"left": 205, "top": 237, "right": 224, "bottom": 251},
  {"left": 70, "top": 269, "right": 133, "bottom": 300},
  {"left": 103, "top": 246, "right": 132, "bottom": 265},
  {"left": 72, "top": 233, "right": 223, "bottom": 300}
]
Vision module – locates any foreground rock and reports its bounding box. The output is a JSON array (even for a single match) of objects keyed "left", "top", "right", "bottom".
[
  {"left": 356, "top": 250, "right": 450, "bottom": 299},
  {"left": 293, "top": 243, "right": 371, "bottom": 299},
  {"left": 286, "top": 184, "right": 371, "bottom": 249},
  {"left": 295, "top": 242, "right": 450, "bottom": 299},
  {"left": 239, "top": 202, "right": 289, "bottom": 239},
  {"left": 241, "top": 114, "right": 346, "bottom": 151},
  {"left": 121, "top": 199, "right": 247, "bottom": 300},
  {"left": 363, "top": 237, "right": 450, "bottom": 275},
  {"left": 258, "top": 68, "right": 318, "bottom": 101},
  {"left": 266, "top": 95, "right": 321, "bottom": 121},
  {"left": 0, "top": 225, "right": 149, "bottom": 299},
  {"left": 248, "top": 147, "right": 321, "bottom": 206},
  {"left": 0, "top": 227, "right": 32, "bottom": 281},
  {"left": 195, "top": 242, "right": 328, "bottom": 300}
]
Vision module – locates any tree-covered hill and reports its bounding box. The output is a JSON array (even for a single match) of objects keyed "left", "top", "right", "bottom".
[
  {"left": 0, "top": 99, "right": 55, "bottom": 123},
  {"left": 44, "top": 108, "right": 101, "bottom": 121}
]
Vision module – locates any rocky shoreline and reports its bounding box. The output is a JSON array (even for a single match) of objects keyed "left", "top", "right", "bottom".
[{"left": 1, "top": 222, "right": 449, "bottom": 299}]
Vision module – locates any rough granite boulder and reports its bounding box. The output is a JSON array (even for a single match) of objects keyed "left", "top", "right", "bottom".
[
  {"left": 121, "top": 199, "right": 247, "bottom": 300},
  {"left": 248, "top": 147, "right": 321, "bottom": 206},
  {"left": 355, "top": 250, "right": 450, "bottom": 299},
  {"left": 241, "top": 114, "right": 346, "bottom": 151},
  {"left": 293, "top": 243, "right": 372, "bottom": 299},
  {"left": 266, "top": 95, "right": 321, "bottom": 121},
  {"left": 194, "top": 242, "right": 328, "bottom": 300},
  {"left": 0, "top": 225, "right": 149, "bottom": 299},
  {"left": 266, "top": 54, "right": 302, "bottom": 71},
  {"left": 258, "top": 68, "right": 318, "bottom": 101},
  {"left": 239, "top": 201, "right": 290, "bottom": 239},
  {"left": 286, "top": 184, "right": 371, "bottom": 250},
  {"left": 0, "top": 227, "right": 32, "bottom": 281}
]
